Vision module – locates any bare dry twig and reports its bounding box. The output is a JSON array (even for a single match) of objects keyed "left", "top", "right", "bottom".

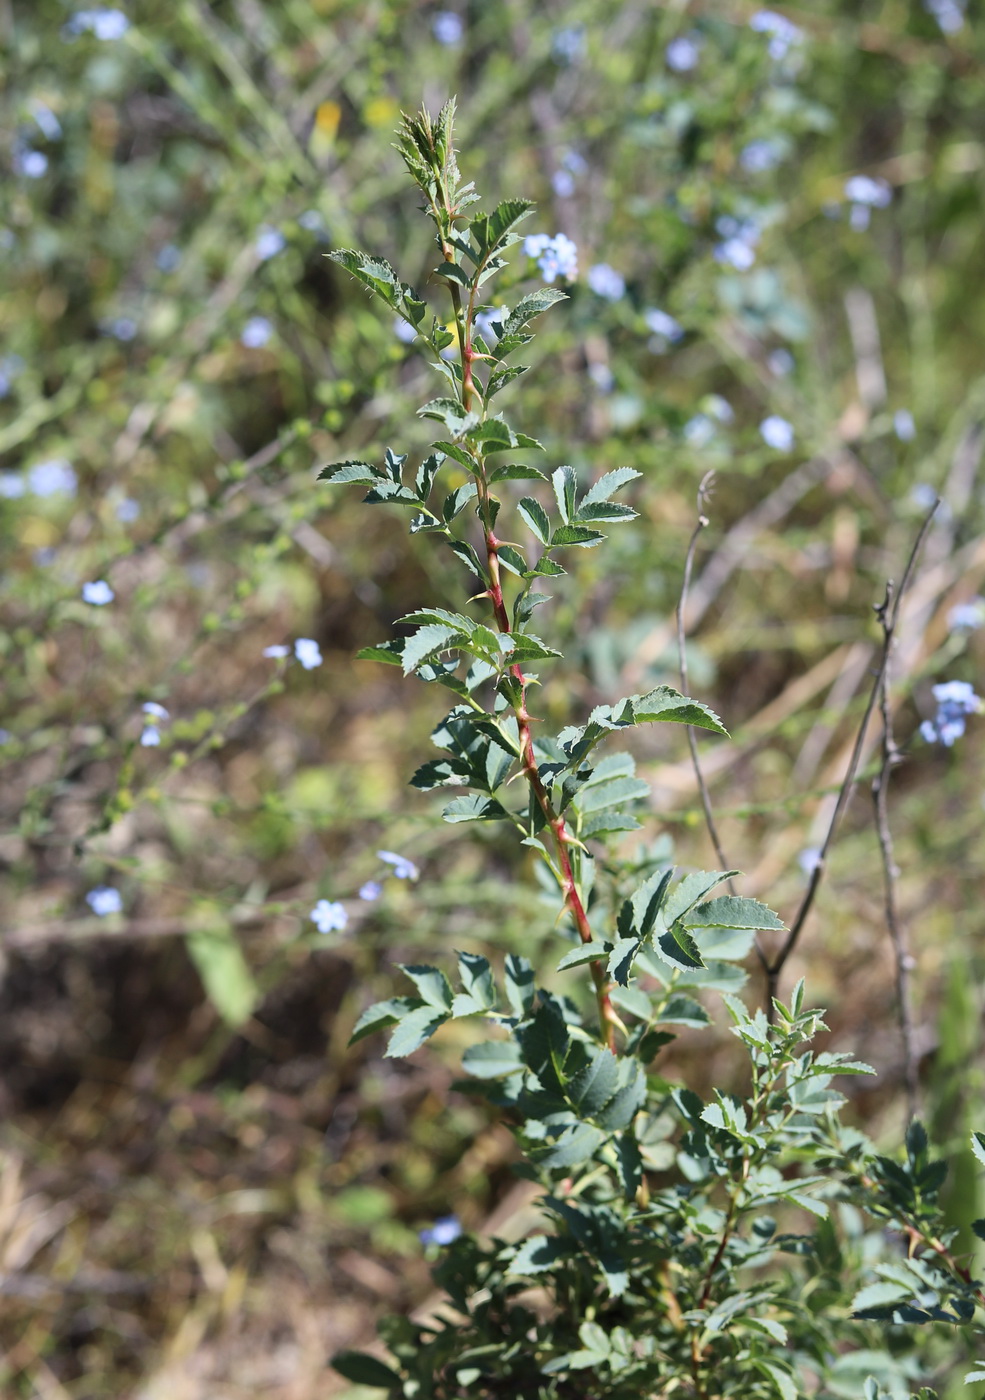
[{"left": 764, "top": 501, "right": 939, "bottom": 1014}]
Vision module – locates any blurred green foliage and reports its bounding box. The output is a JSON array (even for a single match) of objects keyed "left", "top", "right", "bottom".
[{"left": 2, "top": 1, "right": 985, "bottom": 1396}]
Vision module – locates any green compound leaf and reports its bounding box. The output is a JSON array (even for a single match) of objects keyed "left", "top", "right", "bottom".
[
  {"left": 579, "top": 466, "right": 641, "bottom": 506},
  {"left": 349, "top": 996, "right": 418, "bottom": 1045},
  {"left": 462, "top": 1039, "right": 523, "bottom": 1078},
  {"left": 316, "top": 459, "right": 379, "bottom": 483},
  {"left": 442, "top": 793, "right": 510, "bottom": 823},
  {"left": 500, "top": 287, "right": 567, "bottom": 338},
  {"left": 385, "top": 1005, "right": 450, "bottom": 1058},
  {"left": 488, "top": 462, "right": 548, "bottom": 483},
  {"left": 684, "top": 895, "right": 786, "bottom": 932},
  {"left": 534, "top": 1122, "right": 606, "bottom": 1170},
  {"left": 632, "top": 685, "right": 728, "bottom": 735},
  {"left": 508, "top": 1233, "right": 569, "bottom": 1276},
  {"left": 401, "top": 623, "right": 465, "bottom": 675},
  {"left": 517, "top": 496, "right": 551, "bottom": 544},
  {"left": 398, "top": 964, "right": 453, "bottom": 1010},
  {"left": 657, "top": 921, "right": 706, "bottom": 970}
]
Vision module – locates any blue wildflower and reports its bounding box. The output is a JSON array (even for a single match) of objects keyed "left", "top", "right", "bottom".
[
  {"left": 432, "top": 11, "right": 463, "bottom": 45},
  {"left": 924, "top": 0, "right": 964, "bottom": 33},
  {"left": 255, "top": 226, "right": 286, "bottom": 261},
  {"left": 0, "top": 473, "right": 26, "bottom": 499},
  {"left": 684, "top": 415, "right": 715, "bottom": 448},
  {"left": 82, "top": 580, "right": 114, "bottom": 605},
  {"left": 948, "top": 599, "right": 985, "bottom": 633},
  {"left": 552, "top": 26, "right": 585, "bottom": 64},
  {"left": 29, "top": 459, "right": 77, "bottom": 497},
  {"left": 140, "top": 726, "right": 161, "bottom": 747},
  {"left": 644, "top": 308, "right": 684, "bottom": 346},
  {"left": 768, "top": 348, "right": 794, "bottom": 377},
  {"left": 894, "top": 409, "right": 915, "bottom": 442},
  {"left": 64, "top": 8, "right": 131, "bottom": 40},
  {"left": 156, "top": 244, "right": 181, "bottom": 272},
  {"left": 420, "top": 1215, "right": 462, "bottom": 1246},
  {"left": 740, "top": 140, "right": 784, "bottom": 174},
  {"left": 920, "top": 680, "right": 981, "bottom": 747},
  {"left": 524, "top": 233, "right": 578, "bottom": 284},
  {"left": 359, "top": 881, "right": 383, "bottom": 902},
  {"left": 241, "top": 317, "right": 273, "bottom": 348},
  {"left": 749, "top": 10, "right": 804, "bottom": 60},
  {"left": 586, "top": 263, "right": 625, "bottom": 300},
  {"left": 665, "top": 34, "right": 701, "bottom": 71},
  {"left": 294, "top": 638, "right": 323, "bottom": 670},
  {"left": 798, "top": 847, "right": 822, "bottom": 877},
  {"left": 14, "top": 150, "right": 48, "bottom": 179},
  {"left": 86, "top": 887, "right": 123, "bottom": 916},
  {"left": 263, "top": 644, "right": 290, "bottom": 659},
  {"left": 311, "top": 899, "right": 348, "bottom": 933},
  {"left": 378, "top": 849, "right": 419, "bottom": 881},
  {"left": 760, "top": 416, "right": 795, "bottom": 451},
  {"left": 116, "top": 497, "right": 140, "bottom": 522},
  {"left": 31, "top": 102, "right": 62, "bottom": 141}
]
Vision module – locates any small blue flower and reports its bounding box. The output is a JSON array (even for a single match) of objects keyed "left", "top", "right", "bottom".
[
  {"left": 909, "top": 482, "right": 937, "bottom": 511},
  {"left": 586, "top": 263, "right": 625, "bottom": 301},
  {"left": 740, "top": 140, "right": 784, "bottom": 174},
  {"left": 420, "top": 1215, "right": 462, "bottom": 1246},
  {"left": 142, "top": 701, "right": 170, "bottom": 720},
  {"left": 797, "top": 847, "right": 822, "bottom": 877},
  {"left": 156, "top": 243, "right": 181, "bottom": 272},
  {"left": 31, "top": 102, "right": 62, "bottom": 141},
  {"left": 760, "top": 416, "right": 795, "bottom": 451},
  {"left": 378, "top": 849, "right": 419, "bottom": 881},
  {"left": 82, "top": 580, "right": 114, "bottom": 605},
  {"left": 105, "top": 316, "right": 138, "bottom": 341},
  {"left": 86, "top": 886, "right": 123, "bottom": 916},
  {"left": 551, "top": 170, "right": 575, "bottom": 198},
  {"left": 924, "top": 0, "right": 965, "bottom": 32},
  {"left": 14, "top": 150, "right": 48, "bottom": 179},
  {"left": 684, "top": 414, "right": 715, "bottom": 448},
  {"left": 255, "top": 226, "right": 286, "bottom": 261},
  {"left": 588, "top": 364, "right": 614, "bottom": 394},
  {"left": 64, "top": 8, "right": 131, "bottom": 40},
  {"left": 140, "top": 726, "right": 161, "bottom": 747},
  {"left": 948, "top": 599, "right": 985, "bottom": 633},
  {"left": 116, "top": 497, "right": 140, "bottom": 522},
  {"left": 524, "top": 233, "right": 578, "bottom": 284},
  {"left": 298, "top": 209, "right": 326, "bottom": 234},
  {"left": 359, "top": 880, "right": 383, "bottom": 902},
  {"left": 263, "top": 644, "right": 290, "bottom": 659},
  {"left": 0, "top": 473, "right": 26, "bottom": 499},
  {"left": 432, "top": 11, "right": 463, "bottom": 45},
  {"left": 921, "top": 680, "right": 981, "bottom": 747},
  {"left": 552, "top": 26, "right": 585, "bottom": 64},
  {"left": 894, "top": 409, "right": 916, "bottom": 442},
  {"left": 749, "top": 10, "right": 804, "bottom": 60},
  {"left": 241, "top": 316, "right": 273, "bottom": 349},
  {"left": 311, "top": 899, "right": 347, "bottom": 933},
  {"left": 29, "top": 459, "right": 77, "bottom": 497},
  {"left": 665, "top": 34, "right": 701, "bottom": 71},
  {"left": 768, "top": 348, "right": 794, "bottom": 377},
  {"left": 294, "top": 638, "right": 323, "bottom": 670},
  {"left": 643, "top": 308, "right": 684, "bottom": 345}
]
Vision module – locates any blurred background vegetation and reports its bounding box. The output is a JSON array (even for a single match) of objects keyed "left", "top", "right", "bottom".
[{"left": 2, "top": 1, "right": 985, "bottom": 1395}]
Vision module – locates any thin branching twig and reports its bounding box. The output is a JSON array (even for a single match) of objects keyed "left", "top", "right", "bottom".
[
  {"left": 677, "top": 472, "right": 736, "bottom": 896},
  {"left": 872, "top": 580, "right": 922, "bottom": 1121},
  {"left": 764, "top": 501, "right": 939, "bottom": 1014}
]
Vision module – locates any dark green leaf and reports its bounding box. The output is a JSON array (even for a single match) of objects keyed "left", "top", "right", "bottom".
[
  {"left": 658, "top": 922, "right": 706, "bottom": 970},
  {"left": 488, "top": 462, "right": 548, "bottom": 483},
  {"left": 462, "top": 1039, "right": 523, "bottom": 1078},
  {"left": 517, "top": 496, "right": 551, "bottom": 544},
  {"left": 332, "top": 1351, "right": 402, "bottom": 1389},
  {"left": 550, "top": 524, "right": 605, "bottom": 548}
]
